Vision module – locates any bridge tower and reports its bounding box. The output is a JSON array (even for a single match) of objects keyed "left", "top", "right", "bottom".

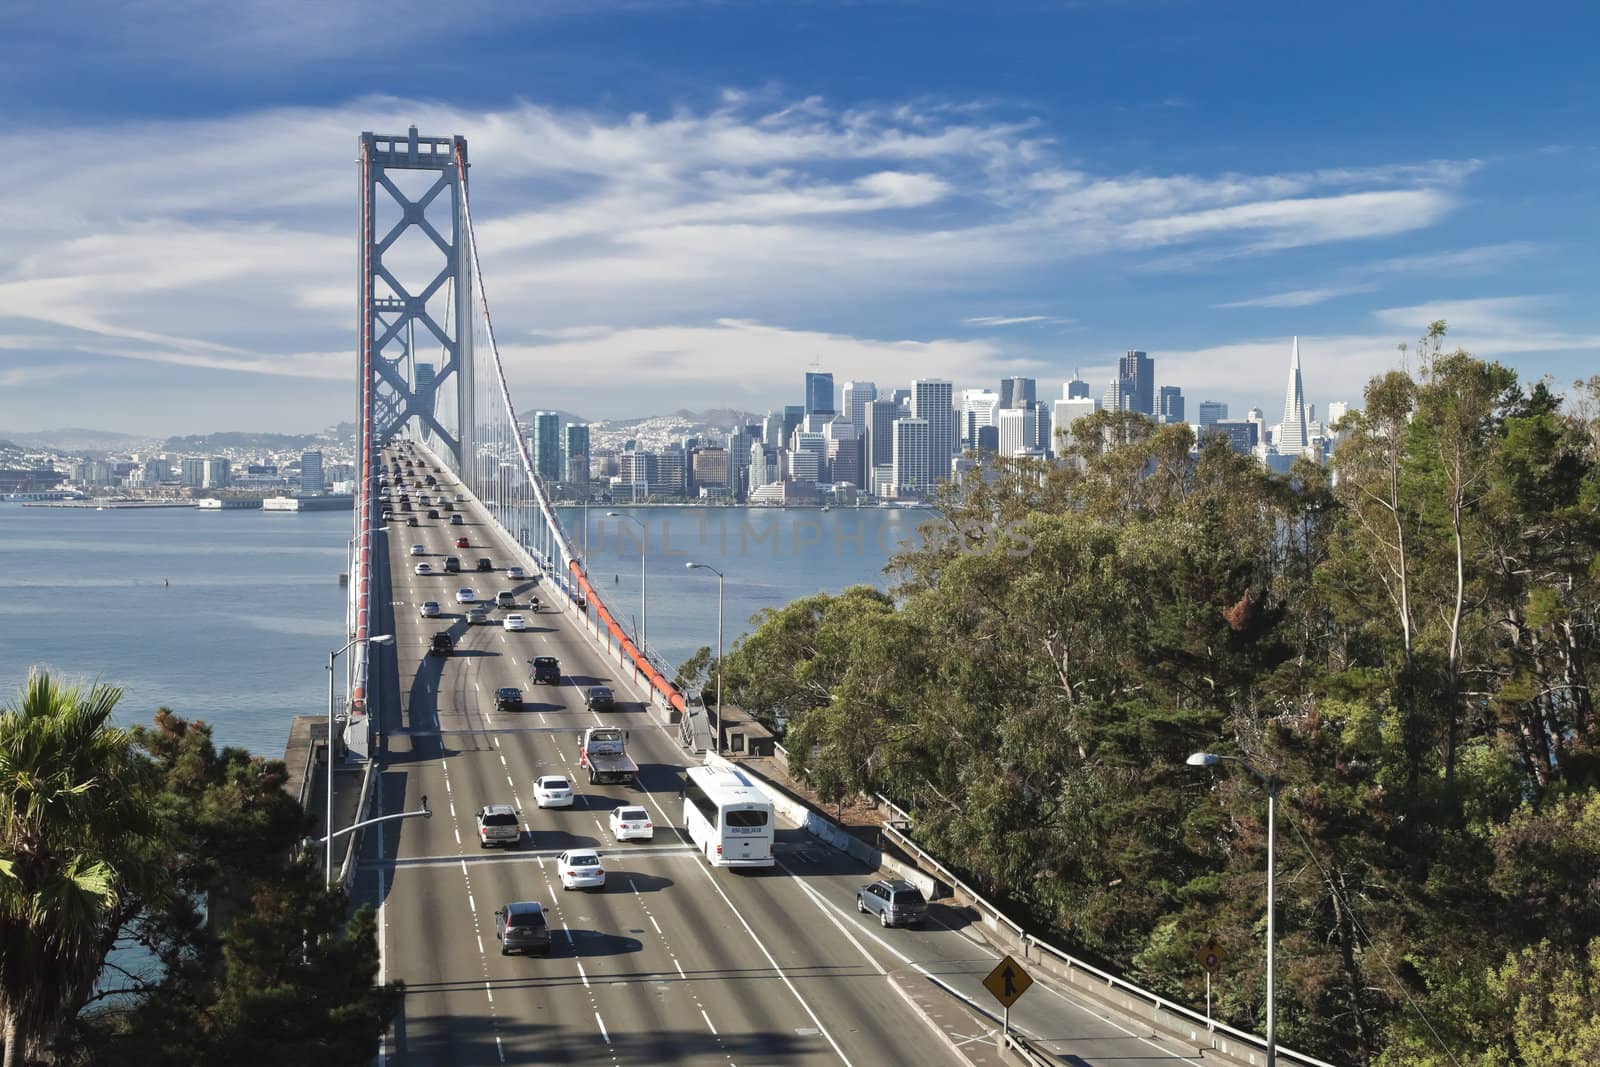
[{"left": 358, "top": 127, "right": 474, "bottom": 465}]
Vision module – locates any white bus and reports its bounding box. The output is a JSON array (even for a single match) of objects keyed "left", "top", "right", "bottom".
[{"left": 682, "top": 765, "right": 775, "bottom": 868}]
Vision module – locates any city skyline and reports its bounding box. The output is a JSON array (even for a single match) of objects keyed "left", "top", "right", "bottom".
[{"left": 2, "top": 4, "right": 1597, "bottom": 435}]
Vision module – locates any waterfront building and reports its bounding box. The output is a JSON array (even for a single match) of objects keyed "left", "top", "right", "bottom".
[
  {"left": 180, "top": 458, "right": 206, "bottom": 487},
  {"left": 564, "top": 423, "right": 590, "bottom": 485},
  {"left": 531, "top": 411, "right": 561, "bottom": 481},
  {"left": 891, "top": 416, "right": 933, "bottom": 498},
  {"left": 202, "top": 458, "right": 231, "bottom": 489},
  {"left": 691, "top": 447, "right": 730, "bottom": 496},
  {"left": 911, "top": 379, "right": 955, "bottom": 481},
  {"left": 655, "top": 444, "right": 688, "bottom": 497},
  {"left": 868, "top": 397, "right": 903, "bottom": 477},
  {"left": 299, "top": 450, "right": 324, "bottom": 495}
]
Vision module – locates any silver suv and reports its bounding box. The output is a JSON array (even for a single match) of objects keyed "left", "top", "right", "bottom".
[
  {"left": 856, "top": 879, "right": 928, "bottom": 928},
  {"left": 495, "top": 901, "right": 551, "bottom": 956},
  {"left": 475, "top": 804, "right": 521, "bottom": 849}
]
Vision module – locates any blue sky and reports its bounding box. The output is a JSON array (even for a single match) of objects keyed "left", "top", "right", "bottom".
[{"left": 1, "top": 1, "right": 1596, "bottom": 435}]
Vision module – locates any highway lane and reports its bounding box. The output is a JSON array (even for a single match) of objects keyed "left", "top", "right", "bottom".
[{"left": 358, "top": 447, "right": 962, "bottom": 1067}]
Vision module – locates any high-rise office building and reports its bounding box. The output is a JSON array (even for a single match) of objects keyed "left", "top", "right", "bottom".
[
  {"left": 1052, "top": 397, "right": 1098, "bottom": 453},
  {"left": 414, "top": 362, "right": 436, "bottom": 413},
  {"left": 1157, "top": 386, "right": 1185, "bottom": 425},
  {"left": 564, "top": 424, "right": 590, "bottom": 484},
  {"left": 1118, "top": 350, "right": 1155, "bottom": 416},
  {"left": 805, "top": 371, "right": 835, "bottom": 415},
  {"left": 1000, "top": 377, "right": 1037, "bottom": 410},
  {"left": 180, "top": 458, "right": 206, "bottom": 487},
  {"left": 691, "top": 448, "right": 731, "bottom": 495},
  {"left": 1197, "top": 401, "right": 1228, "bottom": 429},
  {"left": 1065, "top": 371, "right": 1091, "bottom": 400},
  {"left": 1278, "top": 337, "right": 1309, "bottom": 456},
  {"left": 1205, "top": 420, "right": 1259, "bottom": 454},
  {"left": 868, "top": 397, "right": 902, "bottom": 476},
  {"left": 911, "top": 379, "right": 955, "bottom": 482},
  {"left": 762, "top": 412, "right": 785, "bottom": 448},
  {"left": 530, "top": 412, "right": 561, "bottom": 481},
  {"left": 996, "top": 407, "right": 1038, "bottom": 456},
  {"left": 827, "top": 436, "right": 862, "bottom": 488},
  {"left": 1030, "top": 400, "right": 1051, "bottom": 454},
  {"left": 962, "top": 389, "right": 1001, "bottom": 448},
  {"left": 975, "top": 425, "right": 999, "bottom": 454},
  {"left": 655, "top": 445, "right": 688, "bottom": 496},
  {"left": 1103, "top": 379, "right": 1131, "bottom": 413},
  {"left": 202, "top": 458, "right": 231, "bottom": 489},
  {"left": 782, "top": 405, "right": 805, "bottom": 445},
  {"left": 299, "top": 450, "right": 324, "bottom": 495},
  {"left": 1326, "top": 401, "right": 1350, "bottom": 428},
  {"left": 841, "top": 381, "right": 876, "bottom": 433},
  {"left": 892, "top": 417, "right": 932, "bottom": 497}
]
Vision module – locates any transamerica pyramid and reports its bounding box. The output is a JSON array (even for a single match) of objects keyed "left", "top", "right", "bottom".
[{"left": 1278, "top": 336, "right": 1309, "bottom": 455}]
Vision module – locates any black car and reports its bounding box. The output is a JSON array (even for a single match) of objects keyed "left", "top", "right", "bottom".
[
  {"left": 425, "top": 474, "right": 437, "bottom": 486},
  {"left": 495, "top": 901, "right": 551, "bottom": 956},
  {"left": 476, "top": 557, "right": 493, "bottom": 572},
  {"left": 406, "top": 516, "right": 419, "bottom": 527},
  {"left": 427, "top": 508, "right": 440, "bottom": 519},
  {"left": 443, "top": 556, "right": 461, "bottom": 573},
  {"left": 584, "top": 686, "right": 615, "bottom": 711},
  {"left": 529, "top": 656, "right": 561, "bottom": 685},
  {"left": 495, "top": 687, "right": 524, "bottom": 712},
  {"left": 429, "top": 632, "right": 453, "bottom": 658}
]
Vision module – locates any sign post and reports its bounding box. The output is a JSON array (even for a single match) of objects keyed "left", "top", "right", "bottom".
[
  {"left": 1195, "top": 938, "right": 1226, "bottom": 1031},
  {"left": 983, "top": 954, "right": 1034, "bottom": 1053}
]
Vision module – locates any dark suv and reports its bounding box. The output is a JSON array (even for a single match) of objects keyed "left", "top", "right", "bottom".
[
  {"left": 856, "top": 879, "right": 928, "bottom": 928},
  {"left": 529, "top": 656, "right": 561, "bottom": 685},
  {"left": 476, "top": 557, "right": 493, "bottom": 572},
  {"left": 495, "top": 687, "right": 524, "bottom": 712},
  {"left": 429, "top": 632, "right": 453, "bottom": 658},
  {"left": 443, "top": 556, "right": 461, "bottom": 573}
]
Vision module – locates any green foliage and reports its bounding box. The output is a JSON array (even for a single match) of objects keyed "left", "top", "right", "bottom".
[{"left": 728, "top": 336, "right": 1600, "bottom": 1065}]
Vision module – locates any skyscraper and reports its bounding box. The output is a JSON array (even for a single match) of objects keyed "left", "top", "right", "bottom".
[
  {"left": 892, "top": 417, "right": 932, "bottom": 497},
  {"left": 299, "top": 450, "right": 324, "bottom": 494},
  {"left": 1065, "top": 371, "right": 1091, "bottom": 400},
  {"left": 841, "top": 381, "right": 876, "bottom": 432},
  {"left": 762, "top": 411, "right": 785, "bottom": 448},
  {"left": 1051, "top": 397, "right": 1098, "bottom": 454},
  {"left": 962, "top": 389, "right": 1001, "bottom": 448},
  {"left": 911, "top": 379, "right": 955, "bottom": 483},
  {"left": 564, "top": 424, "right": 590, "bottom": 484},
  {"left": 1157, "top": 386, "right": 1185, "bottom": 425},
  {"left": 996, "top": 407, "right": 1038, "bottom": 456},
  {"left": 782, "top": 405, "right": 805, "bottom": 444},
  {"left": 805, "top": 371, "right": 835, "bottom": 415},
  {"left": 868, "top": 397, "right": 902, "bottom": 476},
  {"left": 1000, "top": 376, "right": 1037, "bottom": 410},
  {"left": 1277, "top": 337, "right": 1309, "bottom": 455},
  {"left": 531, "top": 411, "right": 561, "bottom": 481},
  {"left": 1103, "top": 378, "right": 1130, "bottom": 413},
  {"left": 1197, "top": 401, "right": 1228, "bottom": 429},
  {"left": 1118, "top": 350, "right": 1155, "bottom": 416}
]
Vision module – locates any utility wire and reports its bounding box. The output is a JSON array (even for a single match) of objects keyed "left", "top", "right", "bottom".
[{"left": 1279, "top": 807, "right": 1463, "bottom": 1067}]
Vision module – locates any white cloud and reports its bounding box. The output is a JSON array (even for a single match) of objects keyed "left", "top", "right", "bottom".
[
  {"left": 962, "top": 314, "right": 1074, "bottom": 326},
  {"left": 1218, "top": 284, "right": 1378, "bottom": 309},
  {"left": 0, "top": 92, "right": 1486, "bottom": 420}
]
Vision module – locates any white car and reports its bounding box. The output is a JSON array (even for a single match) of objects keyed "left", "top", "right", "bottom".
[
  {"left": 414, "top": 562, "right": 433, "bottom": 576},
  {"left": 455, "top": 587, "right": 477, "bottom": 604},
  {"left": 409, "top": 544, "right": 425, "bottom": 556},
  {"left": 418, "top": 600, "right": 441, "bottom": 618},
  {"left": 502, "top": 613, "right": 528, "bottom": 632},
  {"left": 506, "top": 566, "right": 527, "bottom": 580},
  {"left": 557, "top": 848, "right": 606, "bottom": 891},
  {"left": 533, "top": 775, "right": 574, "bottom": 808},
  {"left": 608, "top": 806, "right": 654, "bottom": 842}
]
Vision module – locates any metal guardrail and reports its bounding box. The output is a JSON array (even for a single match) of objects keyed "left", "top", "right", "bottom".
[{"left": 872, "top": 794, "right": 1339, "bottom": 1067}]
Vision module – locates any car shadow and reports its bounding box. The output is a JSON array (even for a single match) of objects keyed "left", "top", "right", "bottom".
[
  {"left": 598, "top": 870, "right": 673, "bottom": 893},
  {"left": 547, "top": 929, "right": 644, "bottom": 959}
]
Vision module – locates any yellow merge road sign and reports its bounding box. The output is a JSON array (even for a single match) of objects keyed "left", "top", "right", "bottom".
[
  {"left": 983, "top": 954, "right": 1034, "bottom": 1009},
  {"left": 1195, "top": 938, "right": 1227, "bottom": 973}
]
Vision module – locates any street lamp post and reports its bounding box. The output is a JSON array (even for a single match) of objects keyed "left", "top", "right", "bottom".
[
  {"left": 1187, "top": 751, "right": 1277, "bottom": 1066},
  {"left": 608, "top": 511, "right": 647, "bottom": 659},
  {"left": 686, "top": 562, "right": 724, "bottom": 754},
  {"left": 328, "top": 633, "right": 393, "bottom": 888}
]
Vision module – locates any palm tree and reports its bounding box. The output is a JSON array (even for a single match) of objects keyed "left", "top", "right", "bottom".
[{"left": 0, "top": 670, "right": 155, "bottom": 1067}]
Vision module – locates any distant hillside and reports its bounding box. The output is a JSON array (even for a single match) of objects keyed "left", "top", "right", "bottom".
[
  {"left": 0, "top": 428, "right": 154, "bottom": 452},
  {"left": 162, "top": 432, "right": 334, "bottom": 453}
]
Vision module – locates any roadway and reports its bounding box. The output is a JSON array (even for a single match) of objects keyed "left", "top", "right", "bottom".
[{"left": 354, "top": 442, "right": 1204, "bottom": 1067}]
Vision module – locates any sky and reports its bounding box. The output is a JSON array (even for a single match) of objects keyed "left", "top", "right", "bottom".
[{"left": 0, "top": 1, "right": 1596, "bottom": 435}]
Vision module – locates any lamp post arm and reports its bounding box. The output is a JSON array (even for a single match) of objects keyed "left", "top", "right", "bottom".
[{"left": 314, "top": 804, "right": 431, "bottom": 846}]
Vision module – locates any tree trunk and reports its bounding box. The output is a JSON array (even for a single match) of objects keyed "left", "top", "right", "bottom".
[{"left": 2, "top": 1007, "right": 18, "bottom": 1067}]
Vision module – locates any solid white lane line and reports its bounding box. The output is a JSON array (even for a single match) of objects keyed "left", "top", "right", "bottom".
[
  {"left": 701, "top": 1009, "right": 718, "bottom": 1035},
  {"left": 576, "top": 960, "right": 590, "bottom": 989},
  {"left": 453, "top": 827, "right": 461, "bottom": 845},
  {"left": 689, "top": 857, "right": 853, "bottom": 1065},
  {"left": 674, "top": 959, "right": 686, "bottom": 979},
  {"left": 649, "top": 913, "right": 663, "bottom": 936}
]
